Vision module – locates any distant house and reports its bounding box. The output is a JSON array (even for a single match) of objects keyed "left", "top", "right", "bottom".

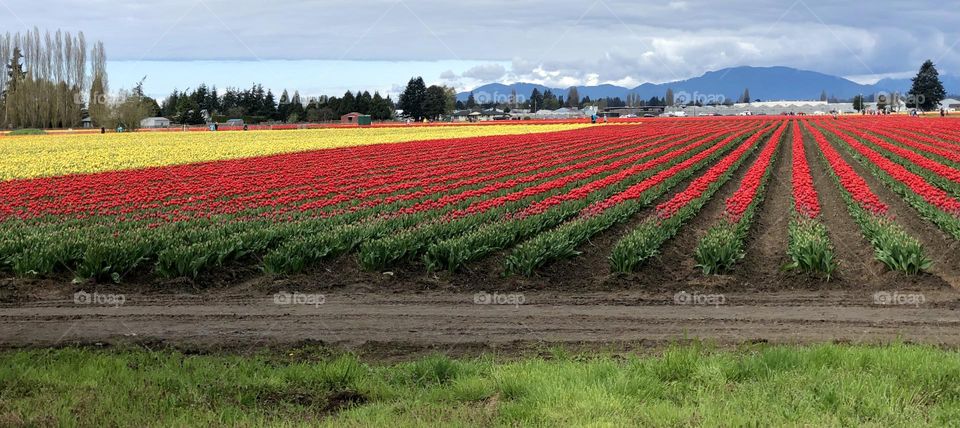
[
  {"left": 80, "top": 117, "right": 93, "bottom": 128},
  {"left": 341, "top": 112, "right": 361, "bottom": 124},
  {"left": 140, "top": 117, "right": 171, "bottom": 128},
  {"left": 940, "top": 98, "right": 960, "bottom": 111}
]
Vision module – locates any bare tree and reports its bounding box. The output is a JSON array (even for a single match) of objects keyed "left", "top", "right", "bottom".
[{"left": 0, "top": 28, "right": 93, "bottom": 129}]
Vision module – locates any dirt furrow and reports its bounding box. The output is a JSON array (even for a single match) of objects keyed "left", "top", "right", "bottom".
[{"left": 819, "top": 123, "right": 960, "bottom": 288}]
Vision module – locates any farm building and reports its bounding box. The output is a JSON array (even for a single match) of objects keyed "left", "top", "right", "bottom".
[
  {"left": 341, "top": 112, "right": 361, "bottom": 124},
  {"left": 140, "top": 117, "right": 171, "bottom": 128},
  {"left": 940, "top": 98, "right": 960, "bottom": 111},
  {"left": 451, "top": 109, "right": 510, "bottom": 122},
  {"left": 528, "top": 107, "right": 587, "bottom": 120}
]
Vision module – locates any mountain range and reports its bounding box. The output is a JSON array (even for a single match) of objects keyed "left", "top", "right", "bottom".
[{"left": 456, "top": 66, "right": 960, "bottom": 104}]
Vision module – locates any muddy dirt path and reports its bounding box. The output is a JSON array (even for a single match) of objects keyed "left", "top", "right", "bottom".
[{"left": 3, "top": 287, "right": 959, "bottom": 354}]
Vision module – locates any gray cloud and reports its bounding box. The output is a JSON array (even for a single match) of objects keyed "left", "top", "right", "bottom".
[
  {"left": 1, "top": 0, "right": 957, "bottom": 88},
  {"left": 461, "top": 63, "right": 507, "bottom": 81}
]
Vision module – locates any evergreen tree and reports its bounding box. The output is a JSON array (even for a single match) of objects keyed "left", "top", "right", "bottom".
[
  {"left": 665, "top": 88, "right": 675, "bottom": 106},
  {"left": 908, "top": 59, "right": 946, "bottom": 111},
  {"left": 356, "top": 90, "right": 373, "bottom": 115},
  {"left": 466, "top": 91, "right": 477, "bottom": 109},
  {"left": 339, "top": 91, "right": 356, "bottom": 116},
  {"left": 852, "top": 94, "right": 865, "bottom": 112},
  {"left": 288, "top": 90, "right": 305, "bottom": 122},
  {"left": 529, "top": 88, "right": 544, "bottom": 112},
  {"left": 370, "top": 91, "right": 393, "bottom": 120},
  {"left": 277, "top": 89, "right": 291, "bottom": 122},
  {"left": 262, "top": 89, "right": 277, "bottom": 120},
  {"left": 567, "top": 87, "right": 580, "bottom": 108},
  {"left": 423, "top": 85, "right": 449, "bottom": 120},
  {"left": 398, "top": 77, "right": 427, "bottom": 120}
]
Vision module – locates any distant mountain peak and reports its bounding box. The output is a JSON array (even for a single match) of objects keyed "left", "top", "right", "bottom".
[{"left": 457, "top": 66, "right": 958, "bottom": 102}]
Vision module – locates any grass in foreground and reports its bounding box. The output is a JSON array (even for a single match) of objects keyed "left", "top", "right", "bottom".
[{"left": 1, "top": 343, "right": 959, "bottom": 427}]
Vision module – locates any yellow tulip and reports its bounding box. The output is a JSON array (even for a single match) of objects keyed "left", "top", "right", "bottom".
[{"left": 0, "top": 124, "right": 587, "bottom": 180}]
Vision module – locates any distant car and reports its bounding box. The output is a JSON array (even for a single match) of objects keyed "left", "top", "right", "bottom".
[{"left": 643, "top": 113, "right": 656, "bottom": 118}]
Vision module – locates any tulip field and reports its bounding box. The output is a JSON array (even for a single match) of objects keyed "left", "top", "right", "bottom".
[{"left": 2, "top": 117, "right": 960, "bottom": 285}]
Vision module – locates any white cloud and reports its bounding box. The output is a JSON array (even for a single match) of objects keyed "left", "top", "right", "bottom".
[{"left": 3, "top": 0, "right": 956, "bottom": 93}]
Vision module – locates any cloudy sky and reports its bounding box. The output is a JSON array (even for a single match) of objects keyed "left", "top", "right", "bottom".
[{"left": 2, "top": 0, "right": 957, "bottom": 98}]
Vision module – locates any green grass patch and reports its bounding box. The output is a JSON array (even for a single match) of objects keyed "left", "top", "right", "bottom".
[
  {"left": 2, "top": 343, "right": 960, "bottom": 426},
  {"left": 6, "top": 128, "right": 46, "bottom": 136}
]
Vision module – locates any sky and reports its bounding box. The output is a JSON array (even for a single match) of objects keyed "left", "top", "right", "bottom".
[{"left": 1, "top": 0, "right": 958, "bottom": 99}]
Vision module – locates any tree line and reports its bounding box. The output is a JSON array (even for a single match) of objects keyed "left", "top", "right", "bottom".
[
  {"left": 160, "top": 84, "right": 396, "bottom": 125},
  {"left": 1, "top": 29, "right": 91, "bottom": 129},
  {"left": 456, "top": 86, "right": 672, "bottom": 113},
  {"left": 396, "top": 77, "right": 456, "bottom": 121},
  {"left": 1, "top": 28, "right": 165, "bottom": 130}
]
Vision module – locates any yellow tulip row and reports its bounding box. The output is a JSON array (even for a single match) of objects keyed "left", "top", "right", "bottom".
[{"left": 0, "top": 124, "right": 588, "bottom": 180}]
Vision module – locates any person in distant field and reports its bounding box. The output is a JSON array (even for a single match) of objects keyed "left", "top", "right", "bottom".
[
  {"left": 243, "top": 124, "right": 249, "bottom": 131},
  {"left": 100, "top": 127, "right": 105, "bottom": 134},
  {"left": 942, "top": 108, "right": 947, "bottom": 117}
]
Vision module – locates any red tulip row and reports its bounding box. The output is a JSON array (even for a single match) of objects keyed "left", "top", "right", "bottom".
[
  {"left": 835, "top": 123, "right": 960, "bottom": 184},
  {"left": 895, "top": 121, "right": 960, "bottom": 146},
  {"left": 871, "top": 127, "right": 960, "bottom": 163},
  {"left": 508, "top": 123, "right": 737, "bottom": 218},
  {"left": 1, "top": 125, "right": 661, "bottom": 221},
  {"left": 723, "top": 120, "right": 789, "bottom": 221},
  {"left": 582, "top": 122, "right": 767, "bottom": 217},
  {"left": 792, "top": 121, "right": 821, "bottom": 219},
  {"left": 819, "top": 121, "right": 960, "bottom": 214},
  {"left": 806, "top": 120, "right": 887, "bottom": 214},
  {"left": 580, "top": 127, "right": 756, "bottom": 217},
  {"left": 655, "top": 122, "right": 779, "bottom": 218},
  {"left": 804, "top": 123, "right": 888, "bottom": 214}
]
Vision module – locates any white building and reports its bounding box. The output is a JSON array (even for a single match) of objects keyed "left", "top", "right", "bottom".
[
  {"left": 528, "top": 107, "right": 587, "bottom": 119},
  {"left": 666, "top": 100, "right": 867, "bottom": 116},
  {"left": 140, "top": 117, "right": 171, "bottom": 128},
  {"left": 939, "top": 98, "right": 960, "bottom": 111}
]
